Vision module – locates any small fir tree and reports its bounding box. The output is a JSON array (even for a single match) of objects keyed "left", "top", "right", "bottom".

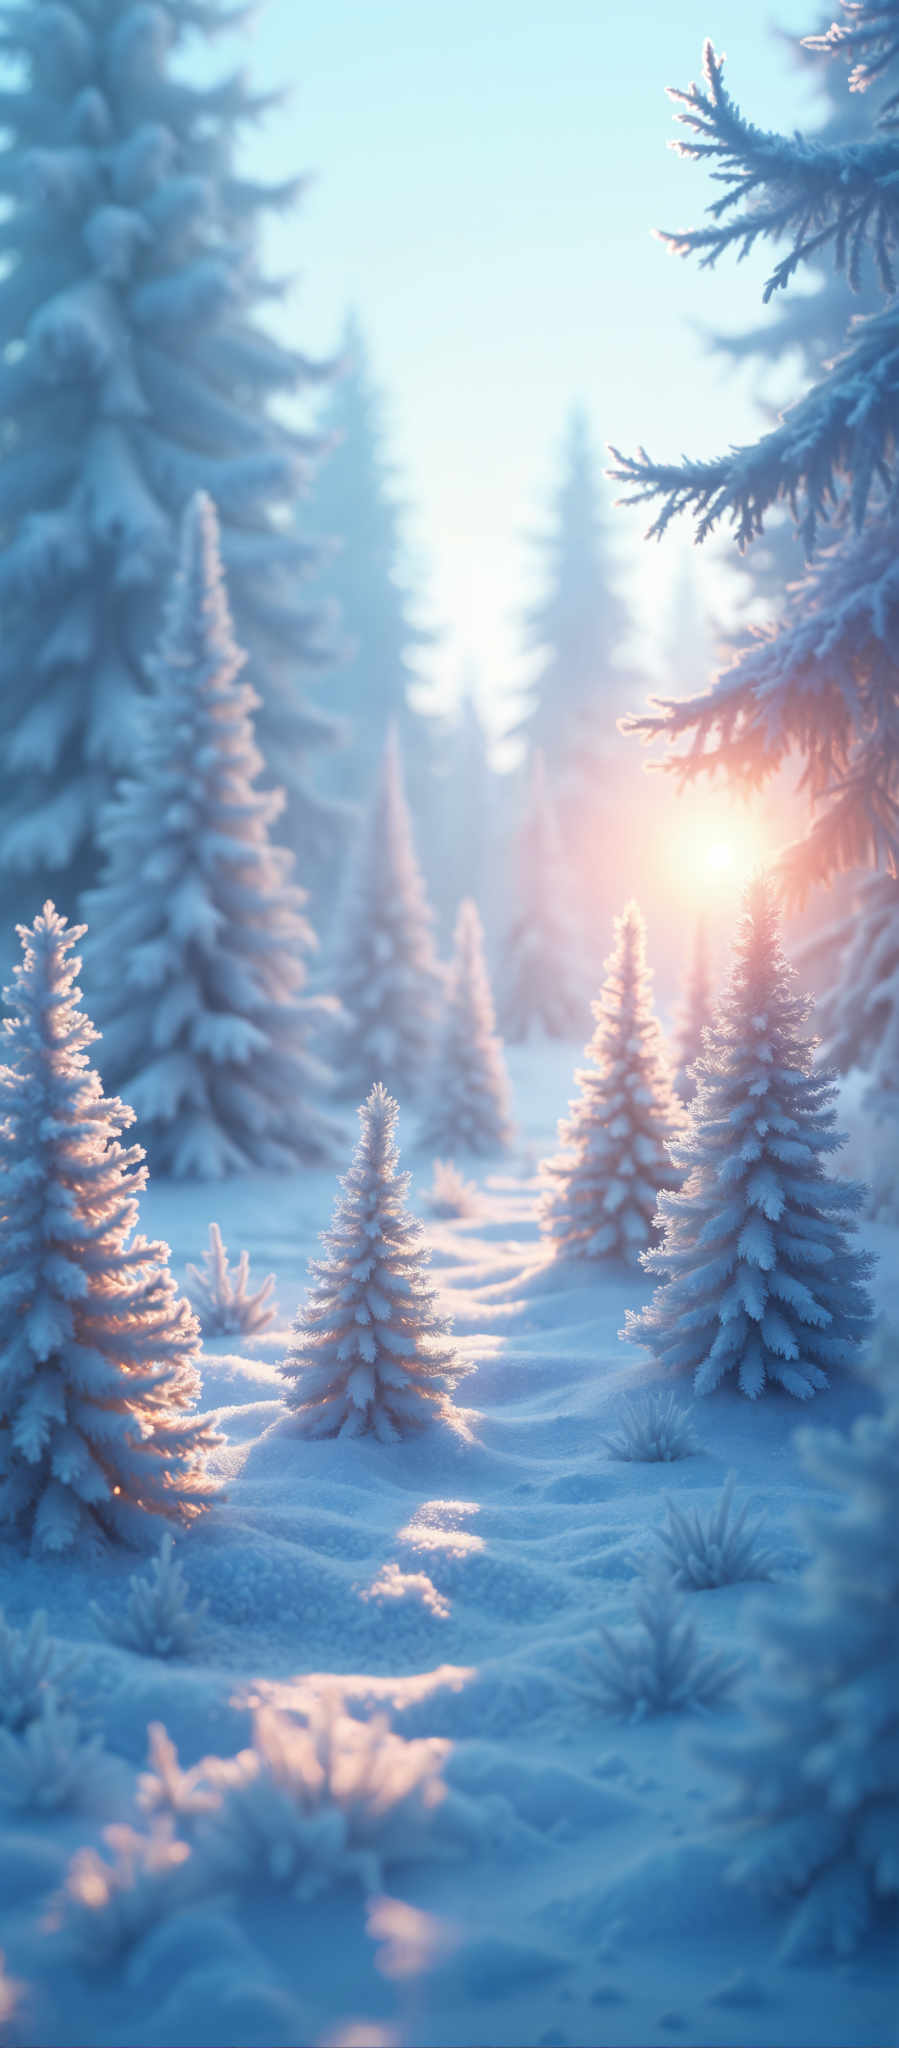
[
  {"left": 541, "top": 901, "right": 682, "bottom": 1263},
  {"left": 627, "top": 875, "right": 875, "bottom": 1399},
  {"left": 83, "top": 492, "right": 340, "bottom": 1179},
  {"left": 500, "top": 752, "right": 585, "bottom": 1043},
  {"left": 420, "top": 899, "right": 513, "bottom": 1157},
  {"left": 281, "top": 1085, "right": 467, "bottom": 1440},
  {"left": 0, "top": 905, "right": 216, "bottom": 1554},
  {"left": 703, "top": 1336, "right": 899, "bottom": 1956},
  {"left": 331, "top": 729, "right": 444, "bottom": 1101},
  {"left": 675, "top": 917, "right": 715, "bottom": 1099}
]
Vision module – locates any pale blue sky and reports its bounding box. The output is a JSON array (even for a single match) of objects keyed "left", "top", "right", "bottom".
[{"left": 212, "top": 0, "right": 821, "bottom": 736}]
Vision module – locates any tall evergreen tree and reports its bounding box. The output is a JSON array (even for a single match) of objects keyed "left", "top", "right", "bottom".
[
  {"left": 0, "top": 904, "right": 217, "bottom": 1553},
  {"left": 0, "top": 0, "right": 336, "bottom": 921},
  {"left": 500, "top": 752, "right": 585, "bottom": 1044},
  {"left": 541, "top": 901, "right": 682, "bottom": 1263},
  {"left": 307, "top": 311, "right": 439, "bottom": 816},
  {"left": 627, "top": 876, "right": 875, "bottom": 1399},
  {"left": 431, "top": 672, "right": 495, "bottom": 938},
  {"left": 331, "top": 728, "right": 443, "bottom": 1101},
  {"left": 83, "top": 492, "right": 340, "bottom": 1179},
  {"left": 819, "top": 871, "right": 899, "bottom": 1214},
  {"left": 281, "top": 1084, "right": 466, "bottom": 1441},
  {"left": 420, "top": 898, "right": 513, "bottom": 1157},
  {"left": 704, "top": 1340, "right": 899, "bottom": 1955},
  {"left": 611, "top": 5, "right": 899, "bottom": 892},
  {"left": 674, "top": 917, "right": 715, "bottom": 1100}
]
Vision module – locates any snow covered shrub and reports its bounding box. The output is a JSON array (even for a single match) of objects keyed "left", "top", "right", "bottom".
[
  {"left": 83, "top": 493, "right": 340, "bottom": 1178},
  {"left": 186, "top": 1224, "right": 277, "bottom": 1338},
  {"left": 420, "top": 899, "right": 513, "bottom": 1156},
  {"left": 91, "top": 1534, "right": 209, "bottom": 1660},
  {"left": 281, "top": 1085, "right": 468, "bottom": 1440},
  {"left": 424, "top": 1160, "right": 481, "bottom": 1219},
  {"left": 332, "top": 729, "right": 444, "bottom": 1102},
  {"left": 655, "top": 1474, "right": 778, "bottom": 1589},
  {"left": 541, "top": 901, "right": 682, "bottom": 1262},
  {"left": 601, "top": 1391, "right": 699, "bottom": 1464},
  {"left": 500, "top": 751, "right": 585, "bottom": 1043},
  {"left": 63, "top": 1822, "right": 194, "bottom": 1968},
  {"left": 0, "top": 905, "right": 218, "bottom": 1552},
  {"left": 703, "top": 1334, "right": 899, "bottom": 1956},
  {"left": 0, "top": 1610, "right": 75, "bottom": 1734},
  {"left": 0, "top": 1693, "right": 109, "bottom": 1814},
  {"left": 627, "top": 876, "right": 875, "bottom": 1400},
  {"left": 581, "top": 1569, "right": 740, "bottom": 1719}
]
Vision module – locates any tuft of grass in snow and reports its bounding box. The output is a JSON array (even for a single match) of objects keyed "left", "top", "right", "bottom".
[
  {"left": 581, "top": 1569, "right": 741, "bottom": 1719},
  {"left": 0, "top": 1692, "right": 111, "bottom": 1813},
  {"left": 185, "top": 1221, "right": 277, "bottom": 1336},
  {"left": 601, "top": 1390, "right": 700, "bottom": 1464},
  {"left": 423, "top": 1160, "right": 481, "bottom": 1219},
  {"left": 0, "top": 1608, "right": 77, "bottom": 1732},
  {"left": 90, "top": 1533, "right": 209, "bottom": 1659},
  {"left": 655, "top": 1473, "right": 779, "bottom": 1589},
  {"left": 62, "top": 1821, "right": 193, "bottom": 1966}
]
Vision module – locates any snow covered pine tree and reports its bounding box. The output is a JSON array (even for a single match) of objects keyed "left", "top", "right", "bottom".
[
  {"left": 281, "top": 1085, "right": 467, "bottom": 1440},
  {"left": 500, "top": 751, "right": 585, "bottom": 1043},
  {"left": 674, "top": 917, "right": 715, "bottom": 1100},
  {"left": 541, "top": 901, "right": 682, "bottom": 1262},
  {"left": 627, "top": 875, "right": 875, "bottom": 1399},
  {"left": 420, "top": 898, "right": 513, "bottom": 1157},
  {"left": 0, "top": 0, "right": 337, "bottom": 923},
  {"left": 611, "top": 3, "right": 899, "bottom": 892},
  {"left": 331, "top": 728, "right": 444, "bottom": 1101},
  {"left": 0, "top": 905, "right": 216, "bottom": 1553},
  {"left": 83, "top": 492, "right": 340, "bottom": 1179}
]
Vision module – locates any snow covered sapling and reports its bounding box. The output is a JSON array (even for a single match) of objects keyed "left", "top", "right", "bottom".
[
  {"left": 703, "top": 1333, "right": 899, "bottom": 1956},
  {"left": 186, "top": 1224, "right": 277, "bottom": 1338},
  {"left": 332, "top": 729, "right": 444, "bottom": 1101},
  {"left": 581, "top": 1568, "right": 741, "bottom": 1719},
  {"left": 541, "top": 901, "right": 682, "bottom": 1261},
  {"left": 675, "top": 917, "right": 715, "bottom": 1100},
  {"left": 83, "top": 492, "right": 340, "bottom": 1178},
  {"left": 655, "top": 1474, "right": 778, "bottom": 1589},
  {"left": 0, "top": 904, "right": 218, "bottom": 1552},
  {"left": 0, "top": 1610, "right": 75, "bottom": 1733},
  {"left": 424, "top": 1159, "right": 481, "bottom": 1219},
  {"left": 500, "top": 751, "right": 586, "bottom": 1043},
  {"left": 627, "top": 875, "right": 875, "bottom": 1399},
  {"left": 281, "top": 1085, "right": 467, "bottom": 1440},
  {"left": 0, "top": 1693, "right": 110, "bottom": 1815},
  {"left": 91, "top": 1534, "right": 209, "bottom": 1660},
  {"left": 421, "top": 898, "right": 514, "bottom": 1156},
  {"left": 601, "top": 1390, "right": 700, "bottom": 1464}
]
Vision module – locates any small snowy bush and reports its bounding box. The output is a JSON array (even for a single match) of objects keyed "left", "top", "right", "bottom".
[
  {"left": 655, "top": 1474, "right": 778, "bottom": 1590},
  {"left": 63, "top": 1821, "right": 194, "bottom": 1967},
  {"left": 601, "top": 1391, "right": 699, "bottom": 1464},
  {"left": 91, "top": 1534, "right": 210, "bottom": 1660},
  {"left": 0, "top": 1609, "right": 75, "bottom": 1733},
  {"left": 424, "top": 1160, "right": 481, "bottom": 1219},
  {"left": 0, "top": 1693, "right": 109, "bottom": 1814},
  {"left": 186, "top": 1224, "right": 277, "bottom": 1338},
  {"left": 581, "top": 1570, "right": 740, "bottom": 1719}
]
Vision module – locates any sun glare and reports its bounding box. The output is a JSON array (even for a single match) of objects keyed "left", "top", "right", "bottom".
[{"left": 704, "top": 839, "right": 735, "bottom": 875}]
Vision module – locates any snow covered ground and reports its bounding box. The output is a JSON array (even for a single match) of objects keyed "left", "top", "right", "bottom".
[{"left": 0, "top": 1038, "right": 896, "bottom": 2048}]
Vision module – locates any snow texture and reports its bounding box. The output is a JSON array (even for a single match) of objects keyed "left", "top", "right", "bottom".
[
  {"left": 420, "top": 899, "right": 514, "bottom": 1157},
  {"left": 0, "top": 904, "right": 217, "bottom": 1552},
  {"left": 628, "top": 875, "right": 876, "bottom": 1399},
  {"left": 541, "top": 900, "right": 682, "bottom": 1261},
  {"left": 281, "top": 1085, "right": 468, "bottom": 1439},
  {"left": 331, "top": 729, "right": 444, "bottom": 1101},
  {"left": 186, "top": 1224, "right": 276, "bottom": 1338},
  {"left": 83, "top": 493, "right": 341, "bottom": 1178}
]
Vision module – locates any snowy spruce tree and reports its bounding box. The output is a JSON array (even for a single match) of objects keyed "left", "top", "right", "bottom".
[
  {"left": 331, "top": 728, "right": 444, "bottom": 1101},
  {"left": 0, "top": 904, "right": 217, "bottom": 1554},
  {"left": 674, "top": 917, "right": 715, "bottom": 1099},
  {"left": 281, "top": 1085, "right": 467, "bottom": 1440},
  {"left": 704, "top": 1337, "right": 899, "bottom": 1955},
  {"left": 541, "top": 901, "right": 682, "bottom": 1263},
  {"left": 83, "top": 492, "right": 340, "bottom": 1179},
  {"left": 0, "top": 0, "right": 337, "bottom": 922},
  {"left": 500, "top": 752, "right": 585, "bottom": 1043},
  {"left": 627, "top": 875, "right": 875, "bottom": 1399},
  {"left": 306, "top": 311, "right": 440, "bottom": 818},
  {"left": 612, "top": 5, "right": 899, "bottom": 891},
  {"left": 420, "top": 898, "right": 513, "bottom": 1157}
]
